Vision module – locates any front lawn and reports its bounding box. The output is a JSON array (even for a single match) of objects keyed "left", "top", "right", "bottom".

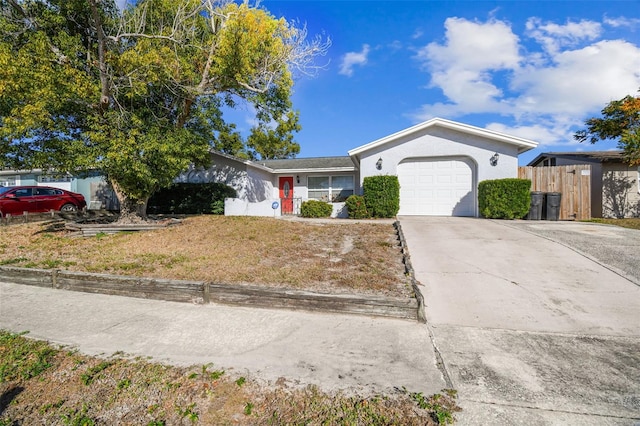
[{"left": 0, "top": 216, "right": 411, "bottom": 298}]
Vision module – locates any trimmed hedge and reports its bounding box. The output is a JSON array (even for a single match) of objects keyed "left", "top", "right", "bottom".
[
  {"left": 148, "top": 182, "right": 237, "bottom": 215},
  {"left": 363, "top": 175, "right": 400, "bottom": 218},
  {"left": 345, "top": 195, "right": 370, "bottom": 219},
  {"left": 478, "top": 178, "right": 531, "bottom": 219},
  {"left": 300, "top": 200, "right": 333, "bottom": 218}
]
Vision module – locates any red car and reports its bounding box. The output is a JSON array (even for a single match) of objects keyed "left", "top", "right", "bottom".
[{"left": 0, "top": 186, "right": 86, "bottom": 216}]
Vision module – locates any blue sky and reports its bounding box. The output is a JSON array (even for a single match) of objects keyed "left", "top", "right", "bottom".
[
  {"left": 226, "top": 0, "right": 640, "bottom": 165},
  {"left": 116, "top": 0, "right": 640, "bottom": 165}
]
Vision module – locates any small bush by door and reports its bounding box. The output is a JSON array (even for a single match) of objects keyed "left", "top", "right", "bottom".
[{"left": 300, "top": 200, "right": 333, "bottom": 218}]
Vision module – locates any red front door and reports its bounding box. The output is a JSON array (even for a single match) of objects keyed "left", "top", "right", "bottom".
[{"left": 279, "top": 176, "right": 294, "bottom": 214}]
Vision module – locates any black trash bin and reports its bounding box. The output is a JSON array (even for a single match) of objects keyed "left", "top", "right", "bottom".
[
  {"left": 526, "top": 191, "right": 544, "bottom": 220},
  {"left": 544, "top": 192, "right": 562, "bottom": 221}
]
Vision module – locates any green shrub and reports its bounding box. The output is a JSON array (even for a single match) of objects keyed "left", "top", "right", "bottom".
[
  {"left": 345, "top": 195, "right": 370, "bottom": 219},
  {"left": 478, "top": 178, "right": 531, "bottom": 219},
  {"left": 363, "top": 175, "right": 400, "bottom": 218},
  {"left": 300, "top": 200, "right": 333, "bottom": 218},
  {"left": 148, "top": 183, "right": 236, "bottom": 215}
]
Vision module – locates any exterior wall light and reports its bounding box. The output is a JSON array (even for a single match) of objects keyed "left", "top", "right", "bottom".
[
  {"left": 296, "top": 175, "right": 300, "bottom": 184},
  {"left": 376, "top": 157, "right": 383, "bottom": 170},
  {"left": 490, "top": 152, "right": 499, "bottom": 166}
]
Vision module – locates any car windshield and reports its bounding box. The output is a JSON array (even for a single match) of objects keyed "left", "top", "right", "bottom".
[{"left": 0, "top": 187, "right": 12, "bottom": 195}]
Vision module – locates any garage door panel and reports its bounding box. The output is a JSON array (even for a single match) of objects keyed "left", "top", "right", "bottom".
[{"left": 398, "top": 158, "right": 475, "bottom": 216}]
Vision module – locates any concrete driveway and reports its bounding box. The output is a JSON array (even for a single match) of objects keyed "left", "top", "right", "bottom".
[{"left": 399, "top": 217, "right": 640, "bottom": 425}]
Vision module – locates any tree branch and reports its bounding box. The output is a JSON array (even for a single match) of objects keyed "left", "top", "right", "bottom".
[{"left": 87, "top": 0, "right": 110, "bottom": 111}]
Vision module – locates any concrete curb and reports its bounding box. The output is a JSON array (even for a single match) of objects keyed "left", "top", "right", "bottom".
[
  {"left": 394, "top": 220, "right": 427, "bottom": 323},
  {"left": 0, "top": 266, "right": 419, "bottom": 321}
]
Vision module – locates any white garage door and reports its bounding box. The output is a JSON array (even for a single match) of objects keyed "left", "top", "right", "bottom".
[{"left": 398, "top": 158, "right": 475, "bottom": 216}]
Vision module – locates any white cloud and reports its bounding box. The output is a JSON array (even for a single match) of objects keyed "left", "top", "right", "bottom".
[
  {"left": 486, "top": 122, "right": 577, "bottom": 148},
  {"left": 418, "top": 18, "right": 521, "bottom": 71},
  {"left": 511, "top": 40, "right": 640, "bottom": 117},
  {"left": 339, "top": 44, "right": 370, "bottom": 77},
  {"left": 526, "top": 18, "right": 602, "bottom": 54},
  {"left": 413, "top": 18, "right": 520, "bottom": 115},
  {"left": 411, "top": 16, "right": 640, "bottom": 146},
  {"left": 388, "top": 40, "right": 403, "bottom": 51},
  {"left": 604, "top": 16, "right": 640, "bottom": 29}
]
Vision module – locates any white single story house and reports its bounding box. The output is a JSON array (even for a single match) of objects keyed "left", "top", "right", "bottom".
[
  {"left": 198, "top": 117, "right": 538, "bottom": 217},
  {"left": 1, "top": 118, "right": 539, "bottom": 217}
]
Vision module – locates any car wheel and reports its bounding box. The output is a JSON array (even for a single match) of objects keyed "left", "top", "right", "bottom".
[{"left": 60, "top": 203, "right": 78, "bottom": 213}]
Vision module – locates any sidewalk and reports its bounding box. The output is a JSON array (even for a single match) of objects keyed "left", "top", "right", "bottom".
[{"left": 0, "top": 281, "right": 446, "bottom": 396}]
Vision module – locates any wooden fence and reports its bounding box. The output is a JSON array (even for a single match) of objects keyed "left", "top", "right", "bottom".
[{"left": 518, "top": 165, "right": 592, "bottom": 220}]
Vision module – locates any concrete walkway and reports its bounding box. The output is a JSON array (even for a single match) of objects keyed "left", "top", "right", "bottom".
[
  {"left": 399, "top": 217, "right": 640, "bottom": 425},
  {"left": 0, "top": 281, "right": 446, "bottom": 396}
]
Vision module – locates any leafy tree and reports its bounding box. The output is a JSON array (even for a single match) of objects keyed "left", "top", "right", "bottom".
[
  {"left": 575, "top": 92, "right": 640, "bottom": 165},
  {"left": 0, "top": 0, "right": 328, "bottom": 221},
  {"left": 247, "top": 110, "right": 301, "bottom": 160}
]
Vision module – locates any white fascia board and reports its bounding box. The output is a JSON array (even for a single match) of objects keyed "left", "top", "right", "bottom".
[
  {"left": 211, "top": 150, "right": 274, "bottom": 173},
  {"left": 348, "top": 117, "right": 539, "bottom": 156},
  {"left": 0, "top": 169, "right": 43, "bottom": 176}
]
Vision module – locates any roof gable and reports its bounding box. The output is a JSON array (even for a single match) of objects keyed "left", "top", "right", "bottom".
[{"left": 348, "top": 117, "right": 538, "bottom": 159}]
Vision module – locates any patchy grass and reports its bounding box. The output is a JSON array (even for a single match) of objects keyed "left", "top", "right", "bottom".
[
  {"left": 0, "top": 216, "right": 411, "bottom": 297},
  {"left": 583, "top": 218, "right": 640, "bottom": 230},
  {"left": 0, "top": 331, "right": 460, "bottom": 425}
]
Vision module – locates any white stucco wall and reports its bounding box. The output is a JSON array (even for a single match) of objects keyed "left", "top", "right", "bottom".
[
  {"left": 178, "top": 155, "right": 273, "bottom": 203},
  {"left": 357, "top": 126, "right": 520, "bottom": 185},
  {"left": 224, "top": 198, "right": 282, "bottom": 217},
  {"left": 601, "top": 163, "right": 640, "bottom": 218}
]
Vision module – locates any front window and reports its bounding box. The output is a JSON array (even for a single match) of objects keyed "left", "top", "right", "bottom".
[
  {"left": 308, "top": 176, "right": 330, "bottom": 200},
  {"left": 330, "top": 175, "right": 354, "bottom": 201},
  {"left": 0, "top": 176, "right": 16, "bottom": 187},
  {"left": 39, "top": 174, "right": 72, "bottom": 183},
  {"left": 308, "top": 175, "right": 354, "bottom": 202}
]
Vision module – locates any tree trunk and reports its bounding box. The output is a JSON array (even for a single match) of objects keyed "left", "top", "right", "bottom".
[{"left": 110, "top": 179, "right": 149, "bottom": 224}]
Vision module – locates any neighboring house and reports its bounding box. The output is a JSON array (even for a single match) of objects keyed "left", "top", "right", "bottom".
[
  {"left": 528, "top": 151, "right": 640, "bottom": 218},
  {"left": 206, "top": 118, "right": 538, "bottom": 217},
  {"left": 0, "top": 169, "right": 105, "bottom": 209}
]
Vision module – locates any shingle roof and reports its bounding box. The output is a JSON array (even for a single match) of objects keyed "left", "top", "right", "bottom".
[
  {"left": 542, "top": 151, "right": 624, "bottom": 161},
  {"left": 528, "top": 150, "right": 626, "bottom": 166},
  {"left": 258, "top": 156, "right": 355, "bottom": 171}
]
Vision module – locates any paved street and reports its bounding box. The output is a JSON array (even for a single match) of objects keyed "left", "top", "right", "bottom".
[{"left": 399, "top": 217, "right": 640, "bottom": 425}]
